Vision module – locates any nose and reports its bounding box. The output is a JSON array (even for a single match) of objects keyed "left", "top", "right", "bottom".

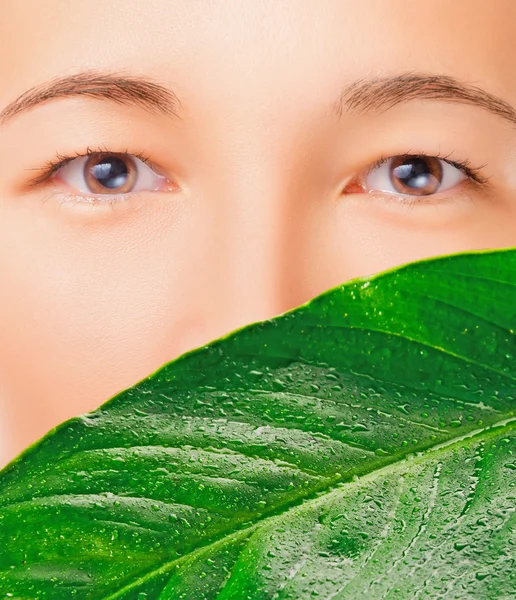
[
  {"left": 177, "top": 122, "right": 324, "bottom": 352},
  {"left": 167, "top": 94, "right": 337, "bottom": 358},
  {"left": 207, "top": 176, "right": 304, "bottom": 341}
]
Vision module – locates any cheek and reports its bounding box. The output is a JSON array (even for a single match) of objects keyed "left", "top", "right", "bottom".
[
  {"left": 300, "top": 193, "right": 516, "bottom": 290},
  {"left": 0, "top": 197, "right": 206, "bottom": 421}
]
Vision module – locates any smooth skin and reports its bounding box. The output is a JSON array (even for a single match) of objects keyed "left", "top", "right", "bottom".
[{"left": 1, "top": 0, "right": 516, "bottom": 466}]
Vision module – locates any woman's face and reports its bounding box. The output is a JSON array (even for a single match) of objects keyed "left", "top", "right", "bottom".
[{"left": 1, "top": 0, "right": 516, "bottom": 463}]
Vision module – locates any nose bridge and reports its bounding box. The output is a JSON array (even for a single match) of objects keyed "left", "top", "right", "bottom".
[
  {"left": 212, "top": 157, "right": 294, "bottom": 329},
  {"left": 190, "top": 91, "right": 319, "bottom": 337}
]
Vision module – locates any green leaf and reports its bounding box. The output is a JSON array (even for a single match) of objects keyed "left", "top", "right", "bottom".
[{"left": 1, "top": 248, "right": 516, "bottom": 599}]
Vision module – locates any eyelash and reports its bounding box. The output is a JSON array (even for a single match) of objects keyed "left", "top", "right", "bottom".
[
  {"left": 367, "top": 151, "right": 489, "bottom": 182},
  {"left": 27, "top": 144, "right": 153, "bottom": 187}
]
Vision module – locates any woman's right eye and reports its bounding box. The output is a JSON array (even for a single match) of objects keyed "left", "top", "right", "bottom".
[{"left": 53, "top": 152, "right": 170, "bottom": 196}]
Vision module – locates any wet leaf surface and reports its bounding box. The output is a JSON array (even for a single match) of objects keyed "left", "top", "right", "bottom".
[{"left": 1, "top": 248, "right": 516, "bottom": 599}]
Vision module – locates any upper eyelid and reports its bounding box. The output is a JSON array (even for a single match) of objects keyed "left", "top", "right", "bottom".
[
  {"left": 26, "top": 148, "right": 153, "bottom": 187},
  {"left": 364, "top": 152, "right": 491, "bottom": 186}
]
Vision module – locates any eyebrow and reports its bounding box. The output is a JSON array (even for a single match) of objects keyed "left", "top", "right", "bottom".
[
  {"left": 0, "top": 71, "right": 183, "bottom": 124},
  {"left": 336, "top": 72, "right": 516, "bottom": 127},
  {"left": 1, "top": 70, "right": 515, "bottom": 130}
]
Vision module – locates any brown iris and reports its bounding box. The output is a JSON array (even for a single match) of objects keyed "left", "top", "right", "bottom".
[
  {"left": 390, "top": 155, "right": 443, "bottom": 196},
  {"left": 84, "top": 154, "right": 138, "bottom": 194}
]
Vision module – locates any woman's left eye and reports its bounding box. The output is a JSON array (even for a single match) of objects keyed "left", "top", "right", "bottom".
[
  {"left": 358, "top": 155, "right": 468, "bottom": 197},
  {"left": 54, "top": 152, "right": 169, "bottom": 196}
]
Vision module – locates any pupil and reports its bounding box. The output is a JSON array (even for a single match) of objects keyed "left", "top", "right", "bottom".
[
  {"left": 90, "top": 157, "right": 129, "bottom": 189},
  {"left": 392, "top": 157, "right": 433, "bottom": 189}
]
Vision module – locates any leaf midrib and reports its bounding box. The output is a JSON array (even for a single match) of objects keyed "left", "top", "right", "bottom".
[{"left": 98, "top": 416, "right": 516, "bottom": 600}]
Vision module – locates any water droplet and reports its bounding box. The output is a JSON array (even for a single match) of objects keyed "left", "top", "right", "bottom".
[
  {"left": 351, "top": 423, "right": 369, "bottom": 433},
  {"left": 454, "top": 541, "right": 468, "bottom": 551},
  {"left": 272, "top": 379, "right": 286, "bottom": 391}
]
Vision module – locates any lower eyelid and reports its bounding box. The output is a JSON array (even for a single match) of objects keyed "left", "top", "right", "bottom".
[
  {"left": 46, "top": 189, "right": 144, "bottom": 215},
  {"left": 366, "top": 178, "right": 476, "bottom": 204}
]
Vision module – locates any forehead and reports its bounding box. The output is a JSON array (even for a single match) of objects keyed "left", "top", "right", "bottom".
[{"left": 0, "top": 0, "right": 514, "bottom": 121}]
